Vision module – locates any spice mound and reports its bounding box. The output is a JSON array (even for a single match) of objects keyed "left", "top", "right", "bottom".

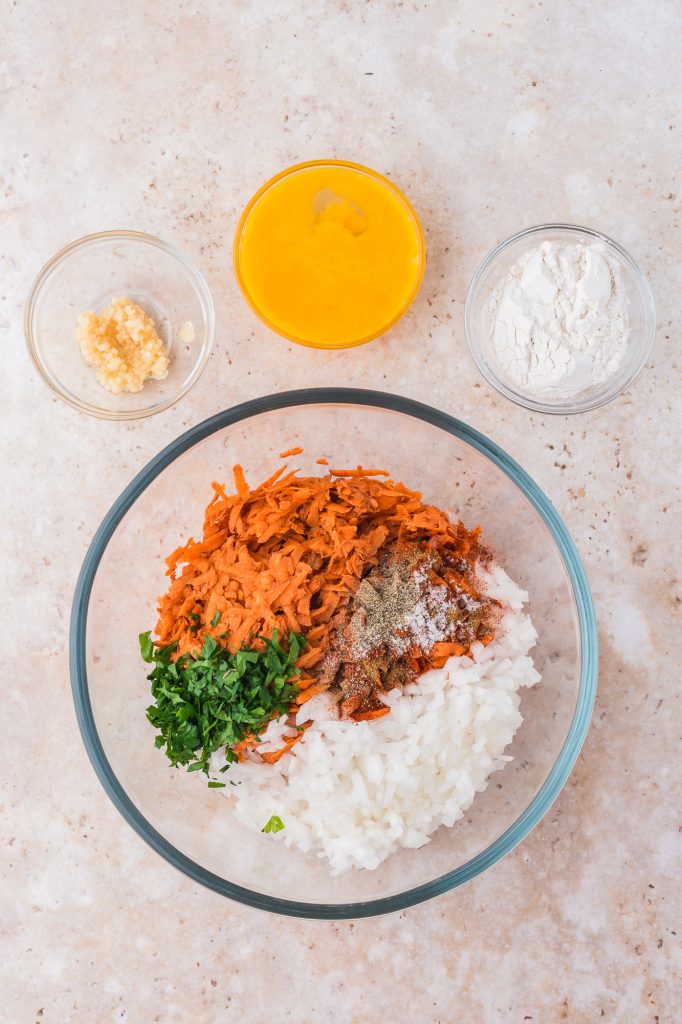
[
  {"left": 76, "top": 296, "right": 169, "bottom": 394},
  {"left": 331, "top": 540, "right": 498, "bottom": 718}
]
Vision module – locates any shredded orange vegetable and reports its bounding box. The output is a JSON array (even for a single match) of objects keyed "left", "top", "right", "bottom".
[
  {"left": 156, "top": 464, "right": 482, "bottom": 666},
  {"left": 352, "top": 705, "right": 391, "bottom": 722},
  {"left": 232, "top": 464, "right": 250, "bottom": 500},
  {"left": 259, "top": 722, "right": 312, "bottom": 763}
]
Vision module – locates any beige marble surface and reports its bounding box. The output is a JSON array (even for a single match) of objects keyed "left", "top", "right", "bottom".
[{"left": 2, "top": 1, "right": 680, "bottom": 1021}]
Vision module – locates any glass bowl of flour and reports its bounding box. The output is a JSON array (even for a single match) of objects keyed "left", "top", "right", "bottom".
[{"left": 464, "top": 224, "right": 655, "bottom": 414}]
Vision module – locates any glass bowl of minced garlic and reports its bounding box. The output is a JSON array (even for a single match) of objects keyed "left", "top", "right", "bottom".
[{"left": 25, "top": 231, "right": 215, "bottom": 419}]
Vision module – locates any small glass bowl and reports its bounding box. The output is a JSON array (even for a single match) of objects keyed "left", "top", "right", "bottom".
[
  {"left": 233, "top": 160, "right": 426, "bottom": 350},
  {"left": 25, "top": 231, "right": 215, "bottom": 420},
  {"left": 464, "top": 224, "right": 656, "bottom": 414}
]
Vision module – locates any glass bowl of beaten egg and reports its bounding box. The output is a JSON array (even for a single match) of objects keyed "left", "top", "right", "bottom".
[
  {"left": 25, "top": 231, "right": 215, "bottom": 419},
  {"left": 233, "top": 161, "right": 426, "bottom": 349}
]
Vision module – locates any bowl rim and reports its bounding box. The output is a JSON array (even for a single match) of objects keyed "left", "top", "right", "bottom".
[
  {"left": 70, "top": 388, "right": 597, "bottom": 919},
  {"left": 233, "top": 160, "right": 426, "bottom": 349},
  {"left": 24, "top": 229, "right": 216, "bottom": 421},
  {"left": 464, "top": 222, "right": 656, "bottom": 415}
]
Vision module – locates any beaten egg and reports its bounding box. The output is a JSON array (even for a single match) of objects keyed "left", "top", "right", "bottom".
[{"left": 234, "top": 161, "right": 425, "bottom": 349}]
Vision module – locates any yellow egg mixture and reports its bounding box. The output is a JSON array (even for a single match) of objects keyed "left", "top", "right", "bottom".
[{"left": 235, "top": 163, "right": 424, "bottom": 349}]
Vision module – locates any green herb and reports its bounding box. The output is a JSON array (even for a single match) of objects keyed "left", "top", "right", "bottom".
[
  {"left": 207, "top": 781, "right": 226, "bottom": 789},
  {"left": 140, "top": 629, "right": 304, "bottom": 778},
  {"left": 211, "top": 609, "right": 221, "bottom": 627},
  {"left": 139, "top": 631, "right": 155, "bottom": 664},
  {"left": 261, "top": 815, "right": 285, "bottom": 834},
  {"left": 188, "top": 612, "right": 200, "bottom": 621}
]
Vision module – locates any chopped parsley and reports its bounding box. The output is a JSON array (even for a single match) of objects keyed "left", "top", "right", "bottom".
[
  {"left": 139, "top": 631, "right": 154, "bottom": 663},
  {"left": 139, "top": 629, "right": 303, "bottom": 779},
  {"left": 211, "top": 609, "right": 221, "bottom": 627},
  {"left": 262, "top": 815, "right": 285, "bottom": 834}
]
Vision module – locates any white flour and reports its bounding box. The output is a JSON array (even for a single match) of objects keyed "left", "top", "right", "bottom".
[{"left": 486, "top": 241, "right": 629, "bottom": 394}]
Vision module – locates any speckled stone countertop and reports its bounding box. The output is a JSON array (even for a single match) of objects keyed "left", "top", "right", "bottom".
[{"left": 3, "top": 2, "right": 680, "bottom": 1021}]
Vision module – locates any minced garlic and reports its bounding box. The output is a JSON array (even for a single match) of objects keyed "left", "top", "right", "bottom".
[{"left": 76, "top": 297, "right": 170, "bottom": 394}]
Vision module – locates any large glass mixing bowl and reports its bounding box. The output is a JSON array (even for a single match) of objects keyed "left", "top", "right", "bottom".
[{"left": 70, "top": 390, "right": 597, "bottom": 918}]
